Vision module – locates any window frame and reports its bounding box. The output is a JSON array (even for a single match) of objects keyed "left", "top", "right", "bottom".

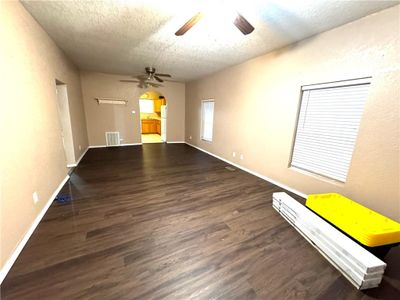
[
  {"left": 200, "top": 99, "right": 215, "bottom": 142},
  {"left": 289, "top": 77, "right": 371, "bottom": 182}
]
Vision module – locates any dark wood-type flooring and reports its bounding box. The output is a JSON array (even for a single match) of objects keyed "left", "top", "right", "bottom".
[{"left": 1, "top": 144, "right": 399, "bottom": 299}]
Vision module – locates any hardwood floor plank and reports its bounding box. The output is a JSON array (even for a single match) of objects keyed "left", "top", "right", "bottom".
[{"left": 1, "top": 144, "right": 399, "bottom": 299}]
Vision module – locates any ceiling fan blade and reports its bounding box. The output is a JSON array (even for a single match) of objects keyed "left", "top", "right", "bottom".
[
  {"left": 155, "top": 73, "right": 171, "bottom": 77},
  {"left": 154, "top": 76, "right": 164, "bottom": 83},
  {"left": 175, "top": 12, "right": 204, "bottom": 36},
  {"left": 147, "top": 82, "right": 163, "bottom": 88},
  {"left": 233, "top": 13, "right": 254, "bottom": 35},
  {"left": 120, "top": 79, "right": 140, "bottom": 83}
]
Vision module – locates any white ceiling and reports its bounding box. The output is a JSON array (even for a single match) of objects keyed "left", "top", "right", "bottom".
[{"left": 22, "top": 0, "right": 399, "bottom": 82}]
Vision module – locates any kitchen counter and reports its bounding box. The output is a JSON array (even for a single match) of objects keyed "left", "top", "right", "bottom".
[{"left": 142, "top": 117, "right": 161, "bottom": 121}]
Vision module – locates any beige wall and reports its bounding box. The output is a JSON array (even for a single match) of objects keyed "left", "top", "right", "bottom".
[
  {"left": 185, "top": 6, "right": 400, "bottom": 221},
  {"left": 0, "top": 1, "right": 88, "bottom": 272},
  {"left": 80, "top": 71, "right": 185, "bottom": 145}
]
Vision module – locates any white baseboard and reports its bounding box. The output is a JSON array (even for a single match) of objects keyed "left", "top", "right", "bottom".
[
  {"left": 185, "top": 142, "right": 307, "bottom": 199},
  {"left": 0, "top": 175, "right": 70, "bottom": 284},
  {"left": 166, "top": 141, "right": 185, "bottom": 144},
  {"left": 66, "top": 146, "right": 89, "bottom": 168},
  {"left": 121, "top": 143, "right": 142, "bottom": 146},
  {"left": 89, "top": 143, "right": 142, "bottom": 149}
]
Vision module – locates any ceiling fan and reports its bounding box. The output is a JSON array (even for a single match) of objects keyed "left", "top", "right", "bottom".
[
  {"left": 120, "top": 67, "right": 172, "bottom": 88},
  {"left": 175, "top": 11, "right": 254, "bottom": 36}
]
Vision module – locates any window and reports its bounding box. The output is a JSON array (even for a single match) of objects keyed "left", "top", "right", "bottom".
[
  {"left": 139, "top": 99, "right": 154, "bottom": 113},
  {"left": 201, "top": 100, "right": 215, "bottom": 142},
  {"left": 291, "top": 78, "right": 371, "bottom": 182}
]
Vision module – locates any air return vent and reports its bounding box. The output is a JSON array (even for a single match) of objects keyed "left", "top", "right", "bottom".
[{"left": 105, "top": 132, "right": 120, "bottom": 146}]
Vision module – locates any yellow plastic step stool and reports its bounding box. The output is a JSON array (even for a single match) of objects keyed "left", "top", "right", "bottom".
[{"left": 306, "top": 193, "right": 400, "bottom": 247}]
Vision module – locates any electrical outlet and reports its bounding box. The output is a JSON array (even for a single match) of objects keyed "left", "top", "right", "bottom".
[
  {"left": 79, "top": 145, "right": 82, "bottom": 151},
  {"left": 189, "top": 135, "right": 192, "bottom": 140},
  {"left": 33, "top": 192, "right": 39, "bottom": 204},
  {"left": 232, "top": 152, "right": 236, "bottom": 158},
  {"left": 240, "top": 154, "right": 244, "bottom": 160}
]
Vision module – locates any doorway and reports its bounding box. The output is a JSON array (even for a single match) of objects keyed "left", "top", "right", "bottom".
[
  {"left": 138, "top": 91, "right": 167, "bottom": 143},
  {"left": 55, "top": 80, "right": 75, "bottom": 167}
]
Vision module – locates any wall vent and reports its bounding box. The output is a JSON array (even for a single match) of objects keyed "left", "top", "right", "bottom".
[{"left": 105, "top": 132, "right": 120, "bottom": 146}]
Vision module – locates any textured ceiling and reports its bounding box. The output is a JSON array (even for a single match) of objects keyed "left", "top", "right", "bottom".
[{"left": 22, "top": 0, "right": 399, "bottom": 81}]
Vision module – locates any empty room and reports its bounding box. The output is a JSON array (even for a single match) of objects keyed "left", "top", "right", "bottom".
[{"left": 1, "top": 0, "right": 399, "bottom": 299}]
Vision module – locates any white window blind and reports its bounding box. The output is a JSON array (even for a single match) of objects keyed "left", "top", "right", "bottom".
[
  {"left": 291, "top": 78, "right": 371, "bottom": 182},
  {"left": 139, "top": 99, "right": 154, "bottom": 113},
  {"left": 201, "top": 100, "right": 215, "bottom": 142}
]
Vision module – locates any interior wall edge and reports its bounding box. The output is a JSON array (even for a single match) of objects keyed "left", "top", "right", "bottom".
[{"left": 74, "top": 146, "right": 89, "bottom": 165}]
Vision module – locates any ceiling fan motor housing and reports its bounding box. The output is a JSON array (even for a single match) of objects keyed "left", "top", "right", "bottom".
[
  {"left": 120, "top": 67, "right": 170, "bottom": 87},
  {"left": 145, "top": 67, "right": 156, "bottom": 74}
]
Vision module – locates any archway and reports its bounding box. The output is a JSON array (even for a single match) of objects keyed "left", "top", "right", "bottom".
[{"left": 138, "top": 90, "right": 167, "bottom": 143}]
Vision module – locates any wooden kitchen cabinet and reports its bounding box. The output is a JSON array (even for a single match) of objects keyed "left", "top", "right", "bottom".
[
  {"left": 141, "top": 119, "right": 157, "bottom": 134},
  {"left": 154, "top": 99, "right": 166, "bottom": 113},
  {"left": 141, "top": 122, "right": 150, "bottom": 133},
  {"left": 154, "top": 100, "right": 161, "bottom": 113}
]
